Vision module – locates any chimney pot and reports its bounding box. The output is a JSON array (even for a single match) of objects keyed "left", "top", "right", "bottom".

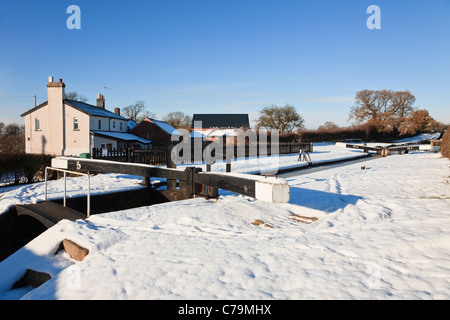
[
  {"left": 96, "top": 94, "right": 105, "bottom": 109},
  {"left": 114, "top": 108, "right": 120, "bottom": 116},
  {"left": 59, "top": 79, "right": 63, "bottom": 83},
  {"left": 48, "top": 76, "right": 54, "bottom": 83}
]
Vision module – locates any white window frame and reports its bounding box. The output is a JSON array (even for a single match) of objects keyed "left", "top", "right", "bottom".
[{"left": 35, "top": 118, "right": 41, "bottom": 131}]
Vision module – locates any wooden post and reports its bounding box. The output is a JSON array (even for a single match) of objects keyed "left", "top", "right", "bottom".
[
  {"left": 184, "top": 167, "right": 204, "bottom": 198},
  {"left": 226, "top": 159, "right": 231, "bottom": 173},
  {"left": 143, "top": 177, "right": 151, "bottom": 187},
  {"left": 193, "top": 167, "right": 203, "bottom": 195},
  {"left": 207, "top": 186, "right": 219, "bottom": 199},
  {"left": 185, "top": 167, "right": 194, "bottom": 198},
  {"left": 223, "top": 137, "right": 232, "bottom": 173},
  {"left": 166, "top": 145, "right": 177, "bottom": 190},
  {"left": 205, "top": 161, "right": 218, "bottom": 198}
]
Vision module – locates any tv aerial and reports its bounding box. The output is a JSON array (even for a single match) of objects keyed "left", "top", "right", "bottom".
[{"left": 103, "top": 86, "right": 112, "bottom": 96}]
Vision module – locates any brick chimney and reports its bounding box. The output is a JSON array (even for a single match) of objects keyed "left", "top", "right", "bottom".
[
  {"left": 96, "top": 94, "right": 105, "bottom": 109},
  {"left": 47, "top": 76, "right": 65, "bottom": 111},
  {"left": 47, "top": 77, "right": 66, "bottom": 94},
  {"left": 114, "top": 108, "right": 120, "bottom": 116}
]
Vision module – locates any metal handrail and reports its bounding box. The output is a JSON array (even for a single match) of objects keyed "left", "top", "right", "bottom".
[{"left": 44, "top": 167, "right": 91, "bottom": 218}]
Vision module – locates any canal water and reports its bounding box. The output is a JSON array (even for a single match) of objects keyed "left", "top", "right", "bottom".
[{"left": 277, "top": 155, "right": 377, "bottom": 179}]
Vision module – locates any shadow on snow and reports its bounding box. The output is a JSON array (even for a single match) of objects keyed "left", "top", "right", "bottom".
[{"left": 289, "top": 186, "right": 363, "bottom": 213}]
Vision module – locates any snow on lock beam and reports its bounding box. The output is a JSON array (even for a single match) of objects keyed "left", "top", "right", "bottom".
[
  {"left": 50, "top": 157, "right": 185, "bottom": 179},
  {"left": 195, "top": 171, "right": 290, "bottom": 203},
  {"left": 50, "top": 157, "right": 290, "bottom": 203},
  {"left": 254, "top": 176, "right": 290, "bottom": 203}
]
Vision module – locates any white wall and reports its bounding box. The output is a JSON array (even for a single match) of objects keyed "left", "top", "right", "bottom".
[
  {"left": 24, "top": 107, "right": 51, "bottom": 154},
  {"left": 63, "top": 104, "right": 90, "bottom": 156},
  {"left": 90, "top": 116, "right": 128, "bottom": 132},
  {"left": 92, "top": 135, "right": 118, "bottom": 150}
]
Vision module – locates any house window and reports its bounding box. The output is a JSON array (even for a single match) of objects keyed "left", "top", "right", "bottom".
[
  {"left": 73, "top": 118, "right": 79, "bottom": 130},
  {"left": 120, "top": 122, "right": 123, "bottom": 131},
  {"left": 113, "top": 121, "right": 116, "bottom": 129},
  {"left": 98, "top": 119, "right": 102, "bottom": 130},
  {"left": 35, "top": 118, "right": 41, "bottom": 131}
]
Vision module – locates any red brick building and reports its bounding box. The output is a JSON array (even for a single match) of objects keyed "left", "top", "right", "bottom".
[{"left": 130, "top": 118, "right": 183, "bottom": 146}]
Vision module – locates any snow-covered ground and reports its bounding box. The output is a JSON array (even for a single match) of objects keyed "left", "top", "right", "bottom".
[
  {"left": 393, "top": 132, "right": 442, "bottom": 144},
  {"left": 0, "top": 144, "right": 449, "bottom": 300}
]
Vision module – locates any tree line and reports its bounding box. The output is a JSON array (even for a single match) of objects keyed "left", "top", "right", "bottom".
[
  {"left": 2, "top": 89, "right": 442, "bottom": 153},
  {"left": 254, "top": 89, "right": 445, "bottom": 138},
  {"left": 349, "top": 90, "right": 443, "bottom": 136},
  {"left": 0, "top": 122, "right": 25, "bottom": 153},
  {"left": 110, "top": 89, "right": 446, "bottom": 139},
  {"left": 0, "top": 123, "right": 52, "bottom": 186}
]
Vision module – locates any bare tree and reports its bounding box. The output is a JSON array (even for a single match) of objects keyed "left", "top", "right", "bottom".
[
  {"left": 2, "top": 123, "right": 24, "bottom": 137},
  {"left": 65, "top": 91, "right": 89, "bottom": 103},
  {"left": 122, "top": 100, "right": 155, "bottom": 123},
  {"left": 164, "top": 111, "right": 192, "bottom": 131},
  {"left": 318, "top": 121, "right": 340, "bottom": 131},
  {"left": 256, "top": 104, "right": 305, "bottom": 135},
  {"left": 0, "top": 133, "right": 24, "bottom": 153},
  {"left": 349, "top": 89, "right": 443, "bottom": 137},
  {"left": 349, "top": 89, "right": 418, "bottom": 134},
  {"left": 388, "top": 91, "right": 415, "bottom": 133},
  {"left": 349, "top": 90, "right": 394, "bottom": 130},
  {"left": 0, "top": 123, "right": 25, "bottom": 153}
]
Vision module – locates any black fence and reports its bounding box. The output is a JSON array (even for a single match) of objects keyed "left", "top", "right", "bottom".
[
  {"left": 205, "top": 142, "right": 313, "bottom": 159},
  {"left": 92, "top": 142, "right": 313, "bottom": 165},
  {"left": 92, "top": 146, "right": 167, "bottom": 165}
]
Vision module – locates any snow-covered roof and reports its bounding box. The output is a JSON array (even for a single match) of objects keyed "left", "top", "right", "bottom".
[
  {"left": 66, "top": 100, "right": 127, "bottom": 121},
  {"left": 194, "top": 128, "right": 241, "bottom": 137},
  {"left": 127, "top": 120, "right": 138, "bottom": 131},
  {"left": 149, "top": 119, "right": 183, "bottom": 136},
  {"left": 92, "top": 131, "right": 151, "bottom": 144},
  {"left": 190, "top": 131, "right": 206, "bottom": 138}
]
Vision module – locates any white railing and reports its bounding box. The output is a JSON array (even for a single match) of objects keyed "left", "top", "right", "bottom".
[{"left": 44, "top": 167, "right": 91, "bottom": 218}]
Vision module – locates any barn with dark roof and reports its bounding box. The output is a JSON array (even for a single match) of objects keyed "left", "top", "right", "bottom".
[{"left": 191, "top": 114, "right": 250, "bottom": 129}]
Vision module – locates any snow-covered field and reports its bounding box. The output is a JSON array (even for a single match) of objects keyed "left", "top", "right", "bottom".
[{"left": 0, "top": 144, "right": 449, "bottom": 300}]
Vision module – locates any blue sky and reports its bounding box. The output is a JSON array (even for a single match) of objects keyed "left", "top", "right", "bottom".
[{"left": 1, "top": 0, "right": 449, "bottom": 129}]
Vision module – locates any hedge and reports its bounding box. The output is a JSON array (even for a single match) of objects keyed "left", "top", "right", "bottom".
[
  {"left": 442, "top": 129, "right": 450, "bottom": 159},
  {"left": 279, "top": 124, "right": 411, "bottom": 143},
  {"left": 0, "top": 153, "right": 54, "bottom": 186}
]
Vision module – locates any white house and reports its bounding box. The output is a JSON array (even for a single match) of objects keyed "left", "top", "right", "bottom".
[{"left": 21, "top": 77, "right": 150, "bottom": 156}]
